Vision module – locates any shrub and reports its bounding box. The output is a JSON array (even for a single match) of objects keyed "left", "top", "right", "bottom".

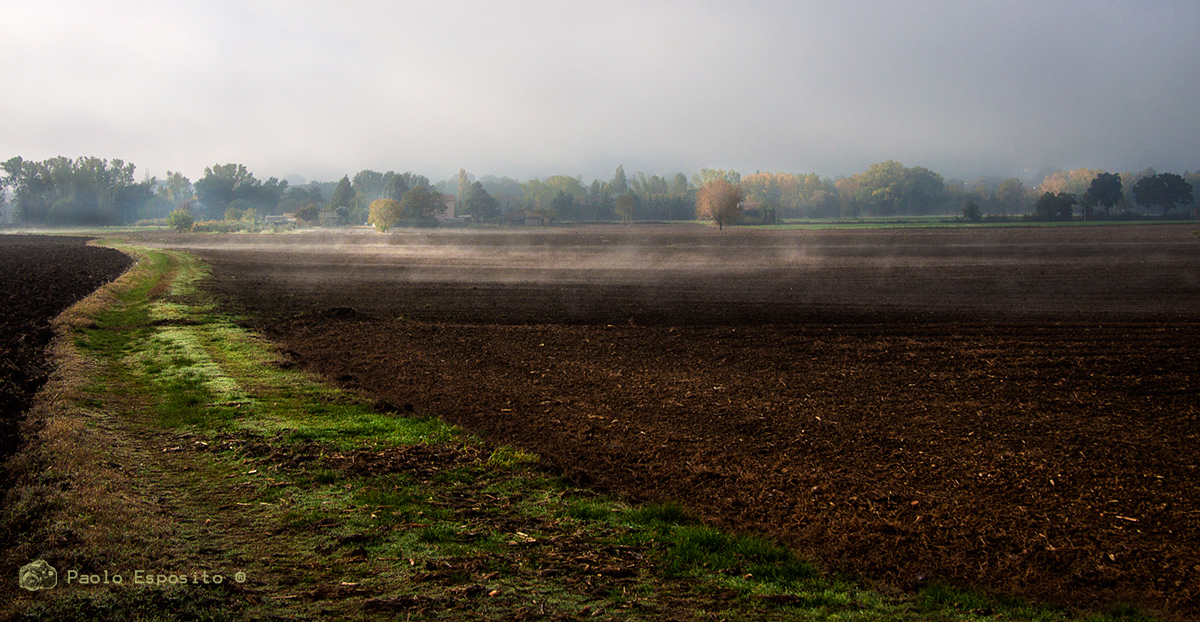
[
  {"left": 962, "top": 200, "right": 982, "bottom": 222},
  {"left": 166, "top": 208, "right": 194, "bottom": 233}
]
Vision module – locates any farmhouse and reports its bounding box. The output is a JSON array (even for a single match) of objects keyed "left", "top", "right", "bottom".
[
  {"left": 503, "top": 208, "right": 550, "bottom": 226},
  {"left": 435, "top": 194, "right": 457, "bottom": 221},
  {"left": 738, "top": 201, "right": 779, "bottom": 225}
]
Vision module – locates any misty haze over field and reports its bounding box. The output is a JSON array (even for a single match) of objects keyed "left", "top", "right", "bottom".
[{"left": 1, "top": 1, "right": 1198, "bottom": 183}]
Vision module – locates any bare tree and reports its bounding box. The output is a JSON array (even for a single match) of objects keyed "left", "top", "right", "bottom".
[
  {"left": 695, "top": 179, "right": 743, "bottom": 230},
  {"left": 614, "top": 193, "right": 637, "bottom": 224}
]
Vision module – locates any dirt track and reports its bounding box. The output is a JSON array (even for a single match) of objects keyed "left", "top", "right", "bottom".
[{"left": 140, "top": 224, "right": 1200, "bottom": 617}]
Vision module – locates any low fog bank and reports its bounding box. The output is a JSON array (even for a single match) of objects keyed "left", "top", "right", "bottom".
[
  {"left": 134, "top": 224, "right": 1200, "bottom": 325},
  {"left": 120, "top": 222, "right": 1200, "bottom": 267}
]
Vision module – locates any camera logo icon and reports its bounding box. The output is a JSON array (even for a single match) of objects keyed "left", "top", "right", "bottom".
[{"left": 19, "top": 560, "right": 57, "bottom": 591}]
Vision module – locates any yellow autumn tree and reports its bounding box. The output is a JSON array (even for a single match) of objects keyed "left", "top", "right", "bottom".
[
  {"left": 368, "top": 198, "right": 402, "bottom": 232},
  {"left": 1038, "top": 169, "right": 1104, "bottom": 197},
  {"left": 695, "top": 179, "right": 743, "bottom": 230}
]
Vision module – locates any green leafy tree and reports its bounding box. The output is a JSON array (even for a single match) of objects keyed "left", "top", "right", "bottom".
[
  {"left": 856, "top": 161, "right": 903, "bottom": 215},
  {"left": 167, "top": 207, "right": 194, "bottom": 232},
  {"left": 328, "top": 175, "right": 362, "bottom": 225},
  {"left": 741, "top": 171, "right": 836, "bottom": 219},
  {"left": 294, "top": 203, "right": 320, "bottom": 224},
  {"left": 834, "top": 175, "right": 863, "bottom": 217},
  {"left": 407, "top": 172, "right": 433, "bottom": 190},
  {"left": 630, "top": 172, "right": 671, "bottom": 197},
  {"left": 1133, "top": 173, "right": 1194, "bottom": 215},
  {"left": 994, "top": 178, "right": 1029, "bottom": 215},
  {"left": 611, "top": 165, "right": 628, "bottom": 196},
  {"left": 478, "top": 175, "right": 523, "bottom": 212},
  {"left": 1035, "top": 192, "right": 1076, "bottom": 221},
  {"left": 672, "top": 173, "right": 690, "bottom": 194},
  {"left": 195, "top": 163, "right": 257, "bottom": 219},
  {"left": 587, "top": 179, "right": 615, "bottom": 220},
  {"left": 902, "top": 166, "right": 947, "bottom": 215},
  {"left": 158, "top": 171, "right": 192, "bottom": 208},
  {"left": 522, "top": 176, "right": 587, "bottom": 215},
  {"left": 114, "top": 174, "right": 155, "bottom": 224},
  {"left": 461, "top": 181, "right": 499, "bottom": 221},
  {"left": 330, "top": 175, "right": 355, "bottom": 212},
  {"left": 863, "top": 161, "right": 944, "bottom": 216},
  {"left": 380, "top": 172, "right": 410, "bottom": 202},
  {"left": 962, "top": 200, "right": 982, "bottom": 222},
  {"left": 277, "top": 184, "right": 324, "bottom": 215},
  {"left": 399, "top": 186, "right": 443, "bottom": 221},
  {"left": 835, "top": 161, "right": 946, "bottom": 216},
  {"left": 695, "top": 179, "right": 743, "bottom": 230},
  {"left": 2, "top": 156, "right": 54, "bottom": 223},
  {"left": 692, "top": 168, "right": 741, "bottom": 189},
  {"left": 549, "top": 190, "right": 574, "bottom": 220},
  {"left": 1, "top": 155, "right": 151, "bottom": 225},
  {"left": 1081, "top": 172, "right": 1122, "bottom": 218},
  {"left": 0, "top": 158, "right": 32, "bottom": 221},
  {"left": 352, "top": 170, "right": 385, "bottom": 200},
  {"left": 253, "top": 177, "right": 289, "bottom": 213},
  {"left": 191, "top": 164, "right": 285, "bottom": 220},
  {"left": 1186, "top": 172, "right": 1200, "bottom": 211}
]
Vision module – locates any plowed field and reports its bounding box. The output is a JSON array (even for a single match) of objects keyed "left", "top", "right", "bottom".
[
  {"left": 0, "top": 234, "right": 132, "bottom": 458},
  {"left": 131, "top": 224, "right": 1200, "bottom": 618}
]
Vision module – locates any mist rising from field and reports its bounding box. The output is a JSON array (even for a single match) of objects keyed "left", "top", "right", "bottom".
[
  {"left": 114, "top": 224, "right": 1200, "bottom": 325},
  {"left": 124, "top": 225, "right": 1200, "bottom": 275},
  {"left": 125, "top": 226, "right": 833, "bottom": 285}
]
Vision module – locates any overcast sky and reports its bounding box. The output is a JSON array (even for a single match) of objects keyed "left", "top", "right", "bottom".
[{"left": 2, "top": 1, "right": 1198, "bottom": 184}]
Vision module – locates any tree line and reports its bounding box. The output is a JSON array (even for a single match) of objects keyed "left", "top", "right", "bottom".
[
  {"left": 0, "top": 156, "right": 154, "bottom": 225},
  {"left": 3, "top": 155, "right": 1198, "bottom": 227},
  {"left": 966, "top": 169, "right": 1195, "bottom": 223}
]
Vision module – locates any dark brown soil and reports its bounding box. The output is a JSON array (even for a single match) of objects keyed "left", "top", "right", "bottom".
[
  {"left": 155, "top": 225, "right": 1200, "bottom": 617},
  {"left": 0, "top": 235, "right": 132, "bottom": 457}
]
